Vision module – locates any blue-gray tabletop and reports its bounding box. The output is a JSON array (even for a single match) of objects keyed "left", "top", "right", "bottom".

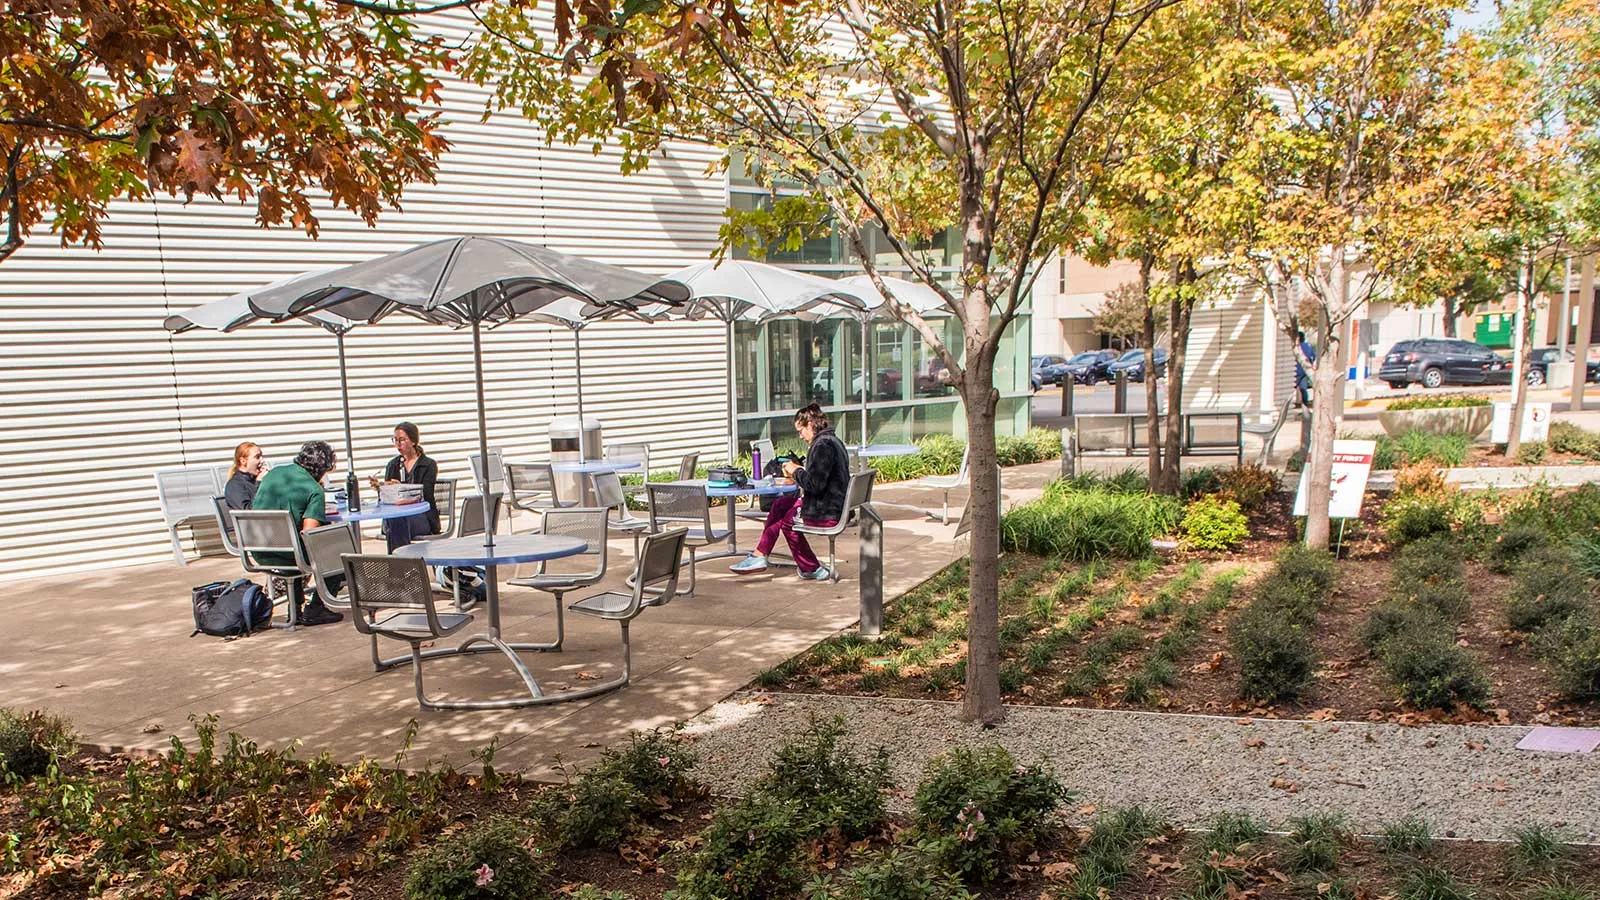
[
  {"left": 393, "top": 534, "right": 588, "bottom": 568},
  {"left": 676, "top": 478, "right": 800, "bottom": 498},
  {"left": 853, "top": 443, "right": 920, "bottom": 458},
  {"left": 549, "top": 459, "right": 643, "bottom": 473},
  {"left": 330, "top": 501, "right": 431, "bottom": 523}
]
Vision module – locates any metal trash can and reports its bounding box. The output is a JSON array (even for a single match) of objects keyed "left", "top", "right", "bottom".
[{"left": 549, "top": 416, "right": 603, "bottom": 503}]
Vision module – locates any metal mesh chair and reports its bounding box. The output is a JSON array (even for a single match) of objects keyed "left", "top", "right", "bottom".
[
  {"left": 506, "top": 462, "right": 574, "bottom": 530},
  {"left": 507, "top": 508, "right": 609, "bottom": 651},
  {"left": 593, "top": 471, "right": 650, "bottom": 555},
  {"left": 232, "top": 509, "right": 308, "bottom": 628},
  {"left": 604, "top": 441, "right": 650, "bottom": 499},
  {"left": 566, "top": 527, "right": 688, "bottom": 696},
  {"left": 301, "top": 523, "right": 357, "bottom": 609},
  {"left": 211, "top": 495, "right": 241, "bottom": 557},
  {"left": 467, "top": 450, "right": 513, "bottom": 532},
  {"left": 646, "top": 482, "right": 727, "bottom": 596},
  {"left": 156, "top": 467, "right": 224, "bottom": 564},
  {"left": 753, "top": 439, "right": 776, "bottom": 467},
  {"left": 676, "top": 451, "right": 701, "bottom": 481},
  {"left": 794, "top": 470, "right": 878, "bottom": 582},
  {"left": 916, "top": 446, "right": 970, "bottom": 524},
  {"left": 401, "top": 476, "right": 456, "bottom": 543},
  {"left": 440, "top": 491, "right": 502, "bottom": 609},
  {"left": 343, "top": 553, "right": 474, "bottom": 711}
]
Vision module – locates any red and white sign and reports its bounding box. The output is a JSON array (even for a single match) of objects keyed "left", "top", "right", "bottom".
[{"left": 1293, "top": 439, "right": 1376, "bottom": 520}]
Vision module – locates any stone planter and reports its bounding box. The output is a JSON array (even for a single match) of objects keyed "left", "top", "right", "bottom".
[{"left": 1377, "top": 406, "right": 1492, "bottom": 438}]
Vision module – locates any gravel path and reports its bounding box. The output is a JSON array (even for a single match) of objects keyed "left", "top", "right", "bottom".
[{"left": 684, "top": 693, "right": 1600, "bottom": 841}]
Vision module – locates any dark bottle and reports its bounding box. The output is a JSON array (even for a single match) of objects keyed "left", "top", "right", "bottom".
[{"left": 345, "top": 471, "right": 361, "bottom": 512}]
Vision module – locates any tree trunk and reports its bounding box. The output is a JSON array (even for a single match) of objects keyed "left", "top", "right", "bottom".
[
  {"left": 1505, "top": 255, "right": 1537, "bottom": 459},
  {"left": 1303, "top": 300, "right": 1341, "bottom": 550},
  {"left": 1442, "top": 295, "right": 1458, "bottom": 339},
  {"left": 960, "top": 346, "right": 1004, "bottom": 726},
  {"left": 1161, "top": 263, "right": 1196, "bottom": 494},
  {"left": 1139, "top": 256, "right": 1161, "bottom": 487}
]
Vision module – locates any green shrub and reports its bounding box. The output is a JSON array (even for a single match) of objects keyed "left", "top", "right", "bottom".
[
  {"left": 0, "top": 708, "right": 72, "bottom": 782},
  {"left": 1180, "top": 466, "right": 1224, "bottom": 500},
  {"left": 1507, "top": 549, "right": 1592, "bottom": 632},
  {"left": 530, "top": 773, "right": 645, "bottom": 850},
  {"left": 1286, "top": 813, "right": 1348, "bottom": 873},
  {"left": 1379, "top": 816, "right": 1435, "bottom": 857},
  {"left": 804, "top": 847, "right": 974, "bottom": 900},
  {"left": 1518, "top": 441, "right": 1550, "bottom": 466},
  {"left": 1180, "top": 495, "right": 1250, "bottom": 551},
  {"left": 912, "top": 745, "right": 1067, "bottom": 885},
  {"left": 1491, "top": 524, "right": 1548, "bottom": 574},
  {"left": 1231, "top": 602, "right": 1317, "bottom": 702},
  {"left": 1215, "top": 463, "right": 1278, "bottom": 512},
  {"left": 1378, "top": 630, "right": 1490, "bottom": 710},
  {"left": 591, "top": 728, "right": 702, "bottom": 806},
  {"left": 1378, "top": 430, "right": 1471, "bottom": 468},
  {"left": 1384, "top": 496, "right": 1454, "bottom": 546},
  {"left": 1549, "top": 421, "right": 1600, "bottom": 460},
  {"left": 404, "top": 817, "right": 551, "bottom": 900},
  {"left": 1071, "top": 806, "right": 1167, "bottom": 896},
  {"left": 1538, "top": 614, "right": 1600, "bottom": 700},
  {"left": 1399, "top": 863, "right": 1477, "bottom": 900},
  {"left": 754, "top": 715, "right": 891, "bottom": 840},
  {"left": 1361, "top": 600, "right": 1449, "bottom": 651},
  {"left": 1274, "top": 545, "right": 1338, "bottom": 598},
  {"left": 1002, "top": 483, "right": 1181, "bottom": 560},
  {"left": 1511, "top": 824, "right": 1568, "bottom": 873},
  {"left": 1390, "top": 538, "right": 1470, "bottom": 621},
  {"left": 1387, "top": 395, "right": 1492, "bottom": 411},
  {"left": 674, "top": 794, "right": 807, "bottom": 900},
  {"left": 993, "top": 428, "right": 1065, "bottom": 467}
]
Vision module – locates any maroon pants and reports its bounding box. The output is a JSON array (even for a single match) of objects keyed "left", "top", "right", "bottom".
[{"left": 756, "top": 495, "right": 836, "bottom": 573}]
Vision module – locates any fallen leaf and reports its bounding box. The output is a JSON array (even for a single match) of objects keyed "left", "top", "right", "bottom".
[
  {"left": 1308, "top": 707, "right": 1339, "bottom": 722},
  {"left": 575, "top": 671, "right": 601, "bottom": 681},
  {"left": 1270, "top": 777, "right": 1299, "bottom": 793},
  {"left": 1042, "top": 861, "right": 1078, "bottom": 879},
  {"left": 1464, "top": 740, "right": 1486, "bottom": 751},
  {"left": 141, "top": 723, "right": 163, "bottom": 734},
  {"left": 1078, "top": 804, "right": 1098, "bottom": 816},
  {"left": 1243, "top": 737, "right": 1266, "bottom": 749}
]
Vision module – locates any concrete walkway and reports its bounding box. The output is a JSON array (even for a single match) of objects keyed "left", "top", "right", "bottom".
[{"left": 0, "top": 463, "right": 1058, "bottom": 775}]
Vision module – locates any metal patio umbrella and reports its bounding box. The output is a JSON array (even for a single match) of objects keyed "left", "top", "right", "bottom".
[
  {"left": 831, "top": 274, "right": 952, "bottom": 445},
  {"left": 245, "top": 236, "right": 689, "bottom": 553},
  {"left": 524, "top": 296, "right": 670, "bottom": 425},
  {"left": 661, "top": 260, "right": 866, "bottom": 463},
  {"left": 163, "top": 270, "right": 366, "bottom": 472}
]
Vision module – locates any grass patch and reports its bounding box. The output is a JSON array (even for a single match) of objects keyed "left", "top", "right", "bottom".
[
  {"left": 1373, "top": 430, "right": 1472, "bottom": 470},
  {"left": 1003, "top": 479, "right": 1182, "bottom": 560}
]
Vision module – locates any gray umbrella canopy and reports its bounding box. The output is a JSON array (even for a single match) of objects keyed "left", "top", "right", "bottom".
[
  {"left": 240, "top": 236, "right": 689, "bottom": 554},
  {"left": 247, "top": 236, "right": 689, "bottom": 326},
  {"left": 163, "top": 272, "right": 365, "bottom": 471},
  {"left": 662, "top": 260, "right": 866, "bottom": 462}
]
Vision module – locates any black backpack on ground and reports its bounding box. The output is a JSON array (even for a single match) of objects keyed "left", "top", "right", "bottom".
[{"left": 191, "top": 579, "right": 273, "bottom": 638}]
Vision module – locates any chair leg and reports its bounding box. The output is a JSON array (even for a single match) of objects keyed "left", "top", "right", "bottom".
[
  {"left": 169, "top": 527, "right": 187, "bottom": 566},
  {"left": 619, "top": 620, "right": 632, "bottom": 685},
  {"left": 828, "top": 535, "right": 839, "bottom": 582},
  {"left": 684, "top": 547, "right": 699, "bottom": 596},
  {"left": 407, "top": 640, "right": 450, "bottom": 711}
]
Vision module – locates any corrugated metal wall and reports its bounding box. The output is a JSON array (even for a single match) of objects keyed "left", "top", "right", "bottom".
[
  {"left": 1182, "top": 284, "right": 1293, "bottom": 414},
  {"left": 0, "top": 14, "right": 730, "bottom": 583}
]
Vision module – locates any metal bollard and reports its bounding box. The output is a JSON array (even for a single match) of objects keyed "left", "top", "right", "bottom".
[
  {"left": 1060, "top": 376, "right": 1075, "bottom": 420},
  {"left": 1114, "top": 370, "right": 1128, "bottom": 413},
  {"left": 1061, "top": 427, "right": 1075, "bottom": 477},
  {"left": 858, "top": 503, "right": 884, "bottom": 638}
]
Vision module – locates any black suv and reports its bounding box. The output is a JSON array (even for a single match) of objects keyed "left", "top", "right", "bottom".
[{"left": 1379, "top": 339, "right": 1510, "bottom": 389}]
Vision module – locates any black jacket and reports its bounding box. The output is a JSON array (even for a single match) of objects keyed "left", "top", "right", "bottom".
[
  {"left": 384, "top": 453, "right": 440, "bottom": 535},
  {"left": 223, "top": 471, "right": 258, "bottom": 511},
  {"left": 793, "top": 427, "right": 850, "bottom": 523}
]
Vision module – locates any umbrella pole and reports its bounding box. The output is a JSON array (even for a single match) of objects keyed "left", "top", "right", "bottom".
[
  {"left": 472, "top": 317, "right": 494, "bottom": 553},
  {"left": 859, "top": 317, "right": 869, "bottom": 447},
  {"left": 573, "top": 326, "right": 585, "bottom": 427},
  {"left": 336, "top": 332, "right": 356, "bottom": 473},
  {"left": 727, "top": 319, "right": 737, "bottom": 465}
]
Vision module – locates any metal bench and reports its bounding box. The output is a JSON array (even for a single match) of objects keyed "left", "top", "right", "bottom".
[
  {"left": 1064, "top": 412, "right": 1248, "bottom": 470},
  {"left": 155, "top": 466, "right": 226, "bottom": 565}
]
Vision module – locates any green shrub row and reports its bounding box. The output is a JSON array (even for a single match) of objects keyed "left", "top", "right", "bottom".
[
  {"left": 1002, "top": 478, "right": 1182, "bottom": 560},
  {"left": 1549, "top": 421, "right": 1600, "bottom": 460},
  {"left": 1385, "top": 395, "right": 1491, "bottom": 411},
  {"left": 1363, "top": 537, "right": 1488, "bottom": 711},
  {"left": 1230, "top": 546, "right": 1337, "bottom": 702},
  {"left": 1372, "top": 429, "right": 1471, "bottom": 470}
]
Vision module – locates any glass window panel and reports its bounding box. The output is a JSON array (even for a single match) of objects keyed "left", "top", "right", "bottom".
[
  {"left": 866, "top": 405, "right": 910, "bottom": 445},
  {"left": 766, "top": 320, "right": 804, "bottom": 411},
  {"left": 802, "top": 320, "right": 844, "bottom": 408},
  {"left": 734, "top": 321, "right": 762, "bottom": 414},
  {"left": 910, "top": 401, "right": 958, "bottom": 440},
  {"left": 870, "top": 322, "right": 908, "bottom": 402},
  {"left": 911, "top": 316, "right": 957, "bottom": 399}
]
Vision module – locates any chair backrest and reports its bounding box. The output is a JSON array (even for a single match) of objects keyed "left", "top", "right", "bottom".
[
  {"left": 232, "top": 509, "right": 307, "bottom": 573},
  {"left": 211, "top": 495, "right": 241, "bottom": 557},
  {"left": 953, "top": 446, "right": 971, "bottom": 480},
  {"left": 155, "top": 467, "right": 223, "bottom": 525},
  {"left": 646, "top": 482, "right": 713, "bottom": 535},
  {"left": 605, "top": 441, "right": 650, "bottom": 471},
  {"left": 844, "top": 469, "right": 877, "bottom": 516},
  {"left": 430, "top": 477, "right": 458, "bottom": 538},
  {"left": 302, "top": 523, "right": 357, "bottom": 606},
  {"left": 676, "top": 451, "right": 701, "bottom": 481},
  {"left": 592, "top": 471, "right": 627, "bottom": 512},
  {"left": 753, "top": 439, "right": 776, "bottom": 465},
  {"left": 506, "top": 462, "right": 560, "bottom": 507},
  {"left": 457, "top": 491, "right": 503, "bottom": 538},
  {"left": 847, "top": 448, "right": 863, "bottom": 473},
  {"left": 467, "top": 449, "right": 506, "bottom": 494},
  {"left": 632, "top": 527, "right": 689, "bottom": 612},
  {"left": 342, "top": 553, "right": 447, "bottom": 636},
  {"left": 535, "top": 508, "right": 609, "bottom": 580}
]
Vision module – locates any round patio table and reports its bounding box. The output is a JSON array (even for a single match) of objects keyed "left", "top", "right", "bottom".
[
  {"left": 852, "top": 443, "right": 919, "bottom": 458},
  {"left": 392, "top": 533, "right": 588, "bottom": 709},
  {"left": 329, "top": 501, "right": 431, "bottom": 523}
]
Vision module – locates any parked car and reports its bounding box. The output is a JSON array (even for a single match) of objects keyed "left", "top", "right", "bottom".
[
  {"left": 1030, "top": 354, "right": 1070, "bottom": 390},
  {"left": 1105, "top": 347, "right": 1168, "bottom": 383},
  {"left": 1378, "top": 338, "right": 1512, "bottom": 389},
  {"left": 1062, "top": 349, "right": 1119, "bottom": 385},
  {"left": 1525, "top": 347, "right": 1600, "bottom": 387}
]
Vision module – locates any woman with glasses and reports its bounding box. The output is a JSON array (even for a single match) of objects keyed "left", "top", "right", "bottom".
[{"left": 370, "top": 421, "right": 440, "bottom": 551}]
